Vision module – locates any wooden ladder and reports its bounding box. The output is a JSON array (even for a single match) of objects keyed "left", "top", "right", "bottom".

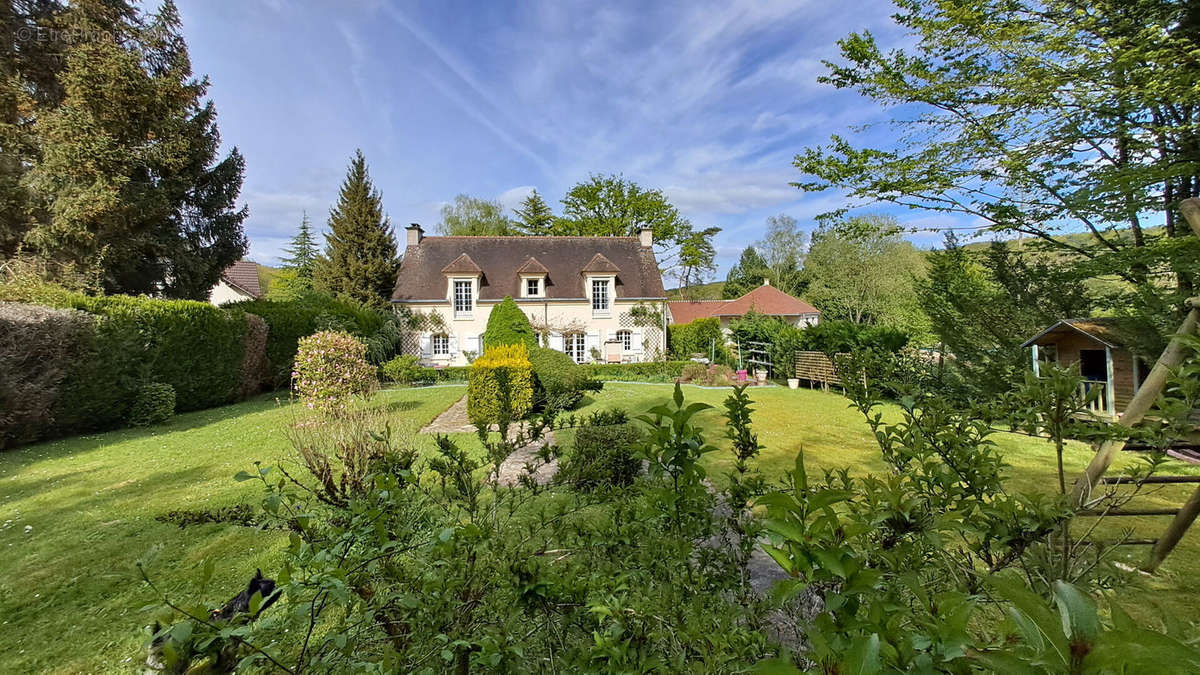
[{"left": 1071, "top": 197, "right": 1200, "bottom": 572}]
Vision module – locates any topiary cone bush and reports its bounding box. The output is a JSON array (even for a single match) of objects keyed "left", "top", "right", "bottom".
[
  {"left": 482, "top": 296, "right": 537, "bottom": 350},
  {"left": 292, "top": 331, "right": 378, "bottom": 416},
  {"left": 467, "top": 343, "right": 534, "bottom": 428}
]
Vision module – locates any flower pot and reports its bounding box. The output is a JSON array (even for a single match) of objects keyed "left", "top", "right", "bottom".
[
  {"left": 754, "top": 370, "right": 767, "bottom": 384},
  {"left": 787, "top": 378, "right": 799, "bottom": 389}
]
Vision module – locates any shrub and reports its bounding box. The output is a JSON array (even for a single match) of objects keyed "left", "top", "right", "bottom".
[
  {"left": 381, "top": 354, "right": 425, "bottom": 384},
  {"left": 227, "top": 293, "right": 385, "bottom": 387},
  {"left": 679, "top": 362, "right": 708, "bottom": 383},
  {"left": 728, "top": 310, "right": 805, "bottom": 379},
  {"left": 237, "top": 313, "right": 270, "bottom": 399},
  {"left": 679, "top": 363, "right": 734, "bottom": 386},
  {"left": 482, "top": 296, "right": 537, "bottom": 350},
  {"left": 557, "top": 422, "right": 643, "bottom": 490},
  {"left": 0, "top": 303, "right": 94, "bottom": 449},
  {"left": 128, "top": 383, "right": 176, "bottom": 426},
  {"left": 467, "top": 343, "right": 534, "bottom": 427},
  {"left": 580, "top": 361, "right": 690, "bottom": 382},
  {"left": 292, "top": 331, "right": 378, "bottom": 416},
  {"left": 529, "top": 346, "right": 600, "bottom": 413},
  {"left": 798, "top": 318, "right": 910, "bottom": 355},
  {"left": 668, "top": 317, "right": 729, "bottom": 361}
]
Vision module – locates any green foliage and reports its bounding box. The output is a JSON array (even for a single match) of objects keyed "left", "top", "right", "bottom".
[
  {"left": 803, "top": 216, "right": 929, "bottom": 336},
  {"left": 0, "top": 303, "right": 93, "bottom": 449},
  {"left": 128, "top": 383, "right": 176, "bottom": 427},
  {"left": 435, "top": 193, "right": 514, "bottom": 235},
  {"left": 723, "top": 246, "right": 771, "bottom": 299},
  {"left": 512, "top": 189, "right": 555, "bottom": 235},
  {"left": 728, "top": 311, "right": 807, "bottom": 378},
  {"left": 634, "top": 383, "right": 718, "bottom": 529},
  {"left": 291, "top": 331, "right": 378, "bottom": 416},
  {"left": 482, "top": 296, "right": 537, "bottom": 350},
  {"left": 314, "top": 150, "right": 399, "bottom": 307},
  {"left": 668, "top": 317, "right": 728, "bottom": 361},
  {"left": 528, "top": 346, "right": 600, "bottom": 414},
  {"left": 795, "top": 0, "right": 1200, "bottom": 340},
  {"left": 277, "top": 212, "right": 319, "bottom": 292},
  {"left": 13, "top": 1, "right": 247, "bottom": 298},
  {"left": 679, "top": 362, "right": 735, "bottom": 386},
  {"left": 225, "top": 293, "right": 384, "bottom": 386},
  {"left": 467, "top": 344, "right": 534, "bottom": 427},
  {"left": 799, "top": 318, "right": 910, "bottom": 355},
  {"left": 557, "top": 421, "right": 642, "bottom": 491},
  {"left": 579, "top": 360, "right": 690, "bottom": 382},
  {"left": 380, "top": 354, "right": 426, "bottom": 384}
]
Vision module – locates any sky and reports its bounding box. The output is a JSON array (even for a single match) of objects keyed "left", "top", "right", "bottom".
[{"left": 175, "top": 0, "right": 973, "bottom": 278}]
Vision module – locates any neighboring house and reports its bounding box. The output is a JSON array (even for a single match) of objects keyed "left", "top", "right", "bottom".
[
  {"left": 667, "top": 280, "right": 821, "bottom": 333},
  {"left": 391, "top": 225, "right": 668, "bottom": 366},
  {"left": 1022, "top": 317, "right": 1151, "bottom": 420},
  {"left": 209, "top": 260, "right": 263, "bottom": 305}
]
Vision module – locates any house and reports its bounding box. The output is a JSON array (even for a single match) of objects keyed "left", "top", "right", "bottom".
[
  {"left": 1022, "top": 318, "right": 1151, "bottom": 420},
  {"left": 209, "top": 260, "right": 263, "bottom": 305},
  {"left": 667, "top": 280, "right": 821, "bottom": 333},
  {"left": 391, "top": 225, "right": 668, "bottom": 366}
]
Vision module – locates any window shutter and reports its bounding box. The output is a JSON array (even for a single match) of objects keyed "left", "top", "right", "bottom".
[
  {"left": 549, "top": 333, "right": 564, "bottom": 351},
  {"left": 632, "top": 330, "right": 644, "bottom": 353},
  {"left": 419, "top": 335, "right": 432, "bottom": 358},
  {"left": 448, "top": 335, "right": 459, "bottom": 355},
  {"left": 465, "top": 335, "right": 479, "bottom": 354},
  {"left": 586, "top": 331, "right": 600, "bottom": 355}
]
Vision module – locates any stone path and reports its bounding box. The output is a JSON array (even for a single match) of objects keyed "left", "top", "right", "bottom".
[{"left": 421, "top": 395, "right": 560, "bottom": 486}]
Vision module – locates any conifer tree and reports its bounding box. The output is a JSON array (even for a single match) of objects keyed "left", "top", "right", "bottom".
[
  {"left": 315, "top": 150, "right": 398, "bottom": 307},
  {"left": 281, "top": 211, "right": 318, "bottom": 281},
  {"left": 723, "top": 247, "right": 770, "bottom": 299},
  {"left": 513, "top": 189, "right": 555, "bottom": 235}
]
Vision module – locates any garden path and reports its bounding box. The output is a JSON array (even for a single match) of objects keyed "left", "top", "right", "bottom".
[{"left": 420, "top": 394, "right": 560, "bottom": 486}]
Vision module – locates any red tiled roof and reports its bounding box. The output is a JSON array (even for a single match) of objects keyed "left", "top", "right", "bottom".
[
  {"left": 715, "top": 284, "right": 819, "bottom": 316},
  {"left": 668, "top": 284, "right": 820, "bottom": 324},
  {"left": 667, "top": 300, "right": 727, "bottom": 324},
  {"left": 221, "top": 260, "right": 262, "bottom": 298}
]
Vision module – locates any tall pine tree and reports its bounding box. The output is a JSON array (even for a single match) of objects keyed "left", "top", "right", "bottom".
[
  {"left": 513, "top": 189, "right": 554, "bottom": 235},
  {"left": 17, "top": 0, "right": 248, "bottom": 297},
  {"left": 281, "top": 211, "right": 318, "bottom": 281},
  {"left": 315, "top": 150, "right": 398, "bottom": 307}
]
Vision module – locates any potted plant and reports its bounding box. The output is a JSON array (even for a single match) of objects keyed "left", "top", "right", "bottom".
[{"left": 787, "top": 377, "right": 800, "bottom": 389}]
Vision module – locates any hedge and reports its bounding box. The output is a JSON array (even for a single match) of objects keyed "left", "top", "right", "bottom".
[
  {"left": 226, "top": 294, "right": 385, "bottom": 387},
  {"left": 482, "top": 296, "right": 537, "bottom": 350},
  {"left": 529, "top": 346, "right": 601, "bottom": 413},
  {"left": 580, "top": 361, "right": 690, "bottom": 382},
  {"left": 668, "top": 317, "right": 729, "bottom": 362},
  {"left": 467, "top": 344, "right": 534, "bottom": 427},
  {"left": 0, "top": 291, "right": 264, "bottom": 446},
  {"left": 557, "top": 423, "right": 643, "bottom": 491}
]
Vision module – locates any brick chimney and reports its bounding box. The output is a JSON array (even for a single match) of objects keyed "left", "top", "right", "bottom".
[
  {"left": 763, "top": 278, "right": 770, "bottom": 286},
  {"left": 405, "top": 223, "right": 424, "bottom": 247},
  {"left": 638, "top": 228, "right": 653, "bottom": 248}
]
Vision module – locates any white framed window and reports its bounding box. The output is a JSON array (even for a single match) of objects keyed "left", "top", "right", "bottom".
[
  {"left": 432, "top": 333, "right": 450, "bottom": 356},
  {"left": 453, "top": 280, "right": 473, "bottom": 317},
  {"left": 591, "top": 278, "right": 610, "bottom": 313},
  {"left": 616, "top": 329, "right": 632, "bottom": 351},
  {"left": 565, "top": 332, "right": 586, "bottom": 363},
  {"left": 525, "top": 277, "right": 541, "bottom": 297}
]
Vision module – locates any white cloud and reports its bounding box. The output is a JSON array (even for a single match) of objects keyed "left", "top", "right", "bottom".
[{"left": 496, "top": 185, "right": 536, "bottom": 212}]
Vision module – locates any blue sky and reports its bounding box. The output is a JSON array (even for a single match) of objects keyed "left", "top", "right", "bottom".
[{"left": 176, "top": 0, "right": 969, "bottom": 278}]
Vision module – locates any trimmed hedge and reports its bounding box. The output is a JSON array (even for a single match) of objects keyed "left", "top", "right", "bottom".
[
  {"left": 128, "top": 383, "right": 176, "bottom": 426},
  {"left": 557, "top": 422, "right": 643, "bottom": 491},
  {"left": 467, "top": 344, "right": 534, "bottom": 426},
  {"left": 529, "top": 346, "right": 601, "bottom": 413},
  {"left": 482, "top": 296, "right": 537, "bottom": 350},
  {"left": 0, "top": 291, "right": 264, "bottom": 446},
  {"left": 226, "top": 294, "right": 385, "bottom": 387},
  {"left": 668, "top": 317, "right": 729, "bottom": 362},
  {"left": 580, "top": 361, "right": 690, "bottom": 382}
]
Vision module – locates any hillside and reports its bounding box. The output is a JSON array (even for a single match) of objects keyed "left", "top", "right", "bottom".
[{"left": 666, "top": 281, "right": 725, "bottom": 300}]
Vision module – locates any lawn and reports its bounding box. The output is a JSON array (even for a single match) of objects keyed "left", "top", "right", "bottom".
[{"left": 2, "top": 382, "right": 1197, "bottom": 672}]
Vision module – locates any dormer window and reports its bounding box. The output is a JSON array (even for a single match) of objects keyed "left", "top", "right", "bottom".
[
  {"left": 591, "top": 278, "right": 610, "bottom": 314},
  {"left": 453, "top": 280, "right": 473, "bottom": 318},
  {"left": 525, "top": 277, "right": 542, "bottom": 297}
]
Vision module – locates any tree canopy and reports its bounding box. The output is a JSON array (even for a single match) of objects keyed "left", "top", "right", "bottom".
[
  {"left": 4, "top": 0, "right": 248, "bottom": 298},
  {"left": 723, "top": 247, "right": 770, "bottom": 299},
  {"left": 512, "top": 189, "right": 555, "bottom": 236},
  {"left": 794, "top": 0, "right": 1200, "bottom": 331},
  {"left": 436, "top": 194, "right": 514, "bottom": 236}
]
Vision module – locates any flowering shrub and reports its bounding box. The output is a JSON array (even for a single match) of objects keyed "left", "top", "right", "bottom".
[{"left": 292, "top": 331, "right": 378, "bottom": 416}]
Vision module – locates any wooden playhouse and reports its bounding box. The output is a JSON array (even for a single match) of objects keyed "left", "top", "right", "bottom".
[{"left": 1021, "top": 318, "right": 1151, "bottom": 420}]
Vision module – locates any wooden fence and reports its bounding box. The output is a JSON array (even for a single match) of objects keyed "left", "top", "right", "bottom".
[{"left": 794, "top": 350, "right": 842, "bottom": 389}]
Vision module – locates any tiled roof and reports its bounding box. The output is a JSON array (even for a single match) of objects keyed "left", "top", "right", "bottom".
[
  {"left": 581, "top": 253, "right": 621, "bottom": 274},
  {"left": 221, "top": 260, "right": 262, "bottom": 298},
  {"left": 517, "top": 257, "right": 550, "bottom": 275},
  {"left": 668, "top": 283, "right": 820, "bottom": 324},
  {"left": 392, "top": 235, "right": 666, "bottom": 301},
  {"left": 1022, "top": 317, "right": 1128, "bottom": 349},
  {"left": 440, "top": 253, "right": 482, "bottom": 274}
]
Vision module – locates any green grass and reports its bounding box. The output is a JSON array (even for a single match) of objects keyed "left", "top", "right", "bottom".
[{"left": 2, "top": 381, "right": 1198, "bottom": 672}]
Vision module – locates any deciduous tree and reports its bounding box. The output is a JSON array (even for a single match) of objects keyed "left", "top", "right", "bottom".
[{"left": 436, "top": 194, "right": 513, "bottom": 236}]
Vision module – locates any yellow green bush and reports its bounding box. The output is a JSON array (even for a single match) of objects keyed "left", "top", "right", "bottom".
[{"left": 467, "top": 343, "right": 534, "bottom": 427}]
